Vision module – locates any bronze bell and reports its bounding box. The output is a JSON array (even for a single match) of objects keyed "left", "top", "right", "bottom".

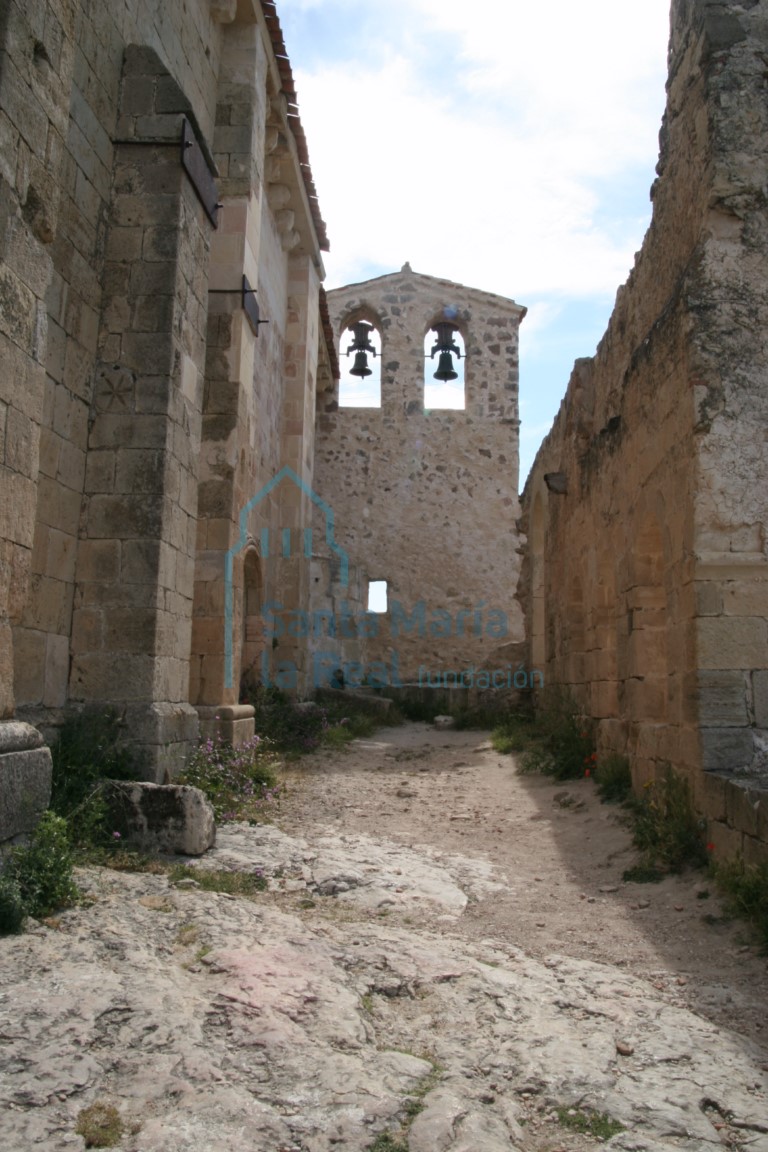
[
  {"left": 433, "top": 350, "right": 458, "bottom": 382},
  {"left": 346, "top": 320, "right": 377, "bottom": 377},
  {"left": 350, "top": 350, "right": 372, "bottom": 378},
  {"left": 430, "top": 321, "right": 462, "bottom": 381}
]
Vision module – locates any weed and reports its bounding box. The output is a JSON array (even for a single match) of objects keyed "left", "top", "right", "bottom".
[
  {"left": 175, "top": 922, "right": 198, "bottom": 946},
  {"left": 629, "top": 766, "right": 707, "bottom": 872},
  {"left": 594, "top": 754, "right": 633, "bottom": 803},
  {"left": 556, "top": 1106, "right": 624, "bottom": 1139},
  {"left": 0, "top": 812, "right": 79, "bottom": 929},
  {"left": 367, "top": 1135, "right": 409, "bottom": 1152},
  {"left": 697, "top": 888, "right": 710, "bottom": 900},
  {"left": 491, "top": 713, "right": 537, "bottom": 755},
  {"left": 168, "top": 864, "right": 267, "bottom": 896},
  {"left": 622, "top": 864, "right": 664, "bottom": 884},
  {"left": 49, "top": 709, "right": 137, "bottom": 851},
  {"left": 711, "top": 857, "right": 768, "bottom": 950},
  {"left": 0, "top": 873, "right": 27, "bottom": 934},
  {"left": 195, "top": 944, "right": 212, "bottom": 961},
  {"left": 75, "top": 1101, "right": 125, "bottom": 1148},
  {"left": 503, "top": 688, "right": 595, "bottom": 780},
  {"left": 177, "top": 733, "right": 280, "bottom": 823}
]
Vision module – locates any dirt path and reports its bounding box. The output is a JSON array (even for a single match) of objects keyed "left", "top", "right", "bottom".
[
  {"left": 279, "top": 722, "right": 768, "bottom": 1045},
  {"left": 2, "top": 721, "right": 767, "bottom": 1152}
]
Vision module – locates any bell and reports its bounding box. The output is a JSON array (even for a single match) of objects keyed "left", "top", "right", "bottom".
[
  {"left": 350, "top": 350, "right": 372, "bottom": 377},
  {"left": 433, "top": 351, "right": 458, "bottom": 382}
]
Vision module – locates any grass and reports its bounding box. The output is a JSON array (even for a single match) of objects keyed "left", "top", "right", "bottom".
[
  {"left": 367, "top": 1136, "right": 409, "bottom": 1152},
  {"left": 491, "top": 713, "right": 537, "bottom": 754},
  {"left": 593, "top": 753, "right": 632, "bottom": 803},
  {"left": 169, "top": 864, "right": 268, "bottom": 896},
  {"left": 556, "top": 1106, "right": 625, "bottom": 1139},
  {"left": 628, "top": 766, "right": 707, "bottom": 873},
  {"left": 711, "top": 857, "right": 768, "bottom": 950},
  {"left": 75, "top": 1102, "right": 125, "bottom": 1148},
  {"left": 489, "top": 688, "right": 595, "bottom": 781}
]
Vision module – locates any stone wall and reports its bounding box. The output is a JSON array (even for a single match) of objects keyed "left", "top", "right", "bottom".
[
  {"left": 312, "top": 267, "right": 527, "bottom": 696},
  {"left": 0, "top": 0, "right": 331, "bottom": 813},
  {"left": 522, "top": 0, "right": 768, "bottom": 863}
]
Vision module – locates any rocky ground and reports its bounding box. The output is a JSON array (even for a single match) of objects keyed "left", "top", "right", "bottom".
[{"left": 1, "top": 722, "right": 767, "bottom": 1151}]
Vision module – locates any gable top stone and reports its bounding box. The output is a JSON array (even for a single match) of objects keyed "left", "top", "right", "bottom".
[{"left": 328, "top": 266, "right": 527, "bottom": 320}]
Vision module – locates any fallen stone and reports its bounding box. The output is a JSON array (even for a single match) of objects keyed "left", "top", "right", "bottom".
[{"left": 105, "top": 780, "right": 215, "bottom": 855}]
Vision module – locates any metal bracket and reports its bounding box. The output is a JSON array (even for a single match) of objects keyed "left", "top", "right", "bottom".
[
  {"left": 181, "top": 117, "right": 221, "bottom": 227},
  {"left": 208, "top": 275, "right": 270, "bottom": 337}
]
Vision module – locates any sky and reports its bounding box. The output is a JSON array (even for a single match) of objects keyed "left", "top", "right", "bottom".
[{"left": 276, "top": 0, "right": 672, "bottom": 487}]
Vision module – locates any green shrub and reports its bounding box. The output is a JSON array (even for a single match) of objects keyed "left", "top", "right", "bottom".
[
  {"left": 629, "top": 766, "right": 707, "bottom": 873},
  {"left": 50, "top": 709, "right": 137, "bottom": 850},
  {"left": 177, "top": 733, "right": 280, "bottom": 823},
  {"left": 594, "top": 753, "right": 633, "bottom": 803},
  {"left": 508, "top": 688, "right": 594, "bottom": 780},
  {"left": 712, "top": 857, "right": 768, "bottom": 950},
  {"left": 3, "top": 812, "right": 79, "bottom": 923},
  {"left": 0, "top": 873, "right": 27, "bottom": 934}
]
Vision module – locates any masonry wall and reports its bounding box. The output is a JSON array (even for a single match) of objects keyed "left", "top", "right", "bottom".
[
  {"left": 1, "top": 0, "right": 330, "bottom": 797},
  {"left": 522, "top": 0, "right": 768, "bottom": 864},
  {"left": 312, "top": 268, "right": 526, "bottom": 695}
]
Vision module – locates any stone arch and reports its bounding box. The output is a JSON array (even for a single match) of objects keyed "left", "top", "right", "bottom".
[{"left": 338, "top": 305, "right": 383, "bottom": 407}]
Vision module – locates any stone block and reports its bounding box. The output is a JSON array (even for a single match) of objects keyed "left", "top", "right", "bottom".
[
  {"left": 12, "top": 625, "right": 46, "bottom": 706},
  {"left": 695, "top": 771, "right": 728, "bottom": 824},
  {"left": 741, "top": 834, "right": 768, "bottom": 868},
  {"left": 0, "top": 722, "right": 52, "bottom": 842},
  {"left": 43, "top": 632, "right": 69, "bottom": 708},
  {"left": 698, "top": 617, "right": 768, "bottom": 670},
  {"left": 753, "top": 671, "right": 768, "bottom": 729},
  {"left": 698, "top": 671, "right": 749, "bottom": 727},
  {"left": 701, "top": 728, "right": 754, "bottom": 772},
  {"left": 707, "top": 819, "right": 743, "bottom": 863},
  {"left": 725, "top": 781, "right": 762, "bottom": 839},
  {"left": 105, "top": 781, "right": 215, "bottom": 856},
  {"left": 722, "top": 579, "right": 768, "bottom": 617}
]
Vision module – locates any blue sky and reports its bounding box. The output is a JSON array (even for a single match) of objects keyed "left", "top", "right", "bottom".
[{"left": 276, "top": 0, "right": 671, "bottom": 487}]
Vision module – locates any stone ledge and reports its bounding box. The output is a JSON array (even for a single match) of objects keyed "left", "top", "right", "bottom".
[{"left": 0, "top": 722, "right": 52, "bottom": 844}]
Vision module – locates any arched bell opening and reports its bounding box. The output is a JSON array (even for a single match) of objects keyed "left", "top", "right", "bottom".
[
  {"left": 338, "top": 311, "right": 382, "bottom": 407},
  {"left": 423, "top": 315, "right": 466, "bottom": 410}
]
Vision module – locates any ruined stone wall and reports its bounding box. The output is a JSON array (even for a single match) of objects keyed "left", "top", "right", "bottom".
[
  {"left": 522, "top": 0, "right": 768, "bottom": 863},
  {"left": 311, "top": 268, "right": 526, "bottom": 695}
]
